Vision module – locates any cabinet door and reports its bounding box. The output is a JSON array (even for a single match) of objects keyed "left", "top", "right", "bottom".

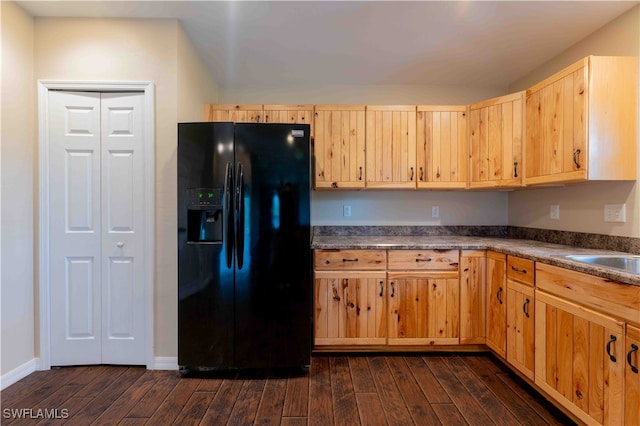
[
  {"left": 486, "top": 251, "right": 506, "bottom": 357},
  {"left": 459, "top": 250, "right": 486, "bottom": 344},
  {"left": 525, "top": 60, "right": 588, "bottom": 184},
  {"left": 204, "top": 104, "right": 263, "bottom": 123},
  {"left": 526, "top": 56, "right": 637, "bottom": 185},
  {"left": 314, "top": 105, "right": 366, "bottom": 189},
  {"left": 626, "top": 324, "right": 640, "bottom": 426},
  {"left": 314, "top": 271, "right": 386, "bottom": 346},
  {"left": 416, "top": 105, "right": 467, "bottom": 189},
  {"left": 469, "top": 92, "right": 524, "bottom": 188},
  {"left": 387, "top": 272, "right": 459, "bottom": 345},
  {"left": 365, "top": 105, "right": 417, "bottom": 188},
  {"left": 535, "top": 291, "right": 624, "bottom": 426},
  {"left": 506, "top": 279, "right": 535, "bottom": 380},
  {"left": 263, "top": 104, "right": 314, "bottom": 136}
]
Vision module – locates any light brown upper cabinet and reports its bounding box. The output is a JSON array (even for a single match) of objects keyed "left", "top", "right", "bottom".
[
  {"left": 416, "top": 106, "right": 468, "bottom": 189},
  {"left": 204, "top": 104, "right": 314, "bottom": 131},
  {"left": 262, "top": 104, "right": 314, "bottom": 136},
  {"left": 469, "top": 92, "right": 524, "bottom": 188},
  {"left": 204, "top": 104, "right": 263, "bottom": 123},
  {"left": 525, "top": 56, "right": 637, "bottom": 185},
  {"left": 365, "top": 105, "right": 417, "bottom": 189},
  {"left": 314, "top": 105, "right": 366, "bottom": 189}
]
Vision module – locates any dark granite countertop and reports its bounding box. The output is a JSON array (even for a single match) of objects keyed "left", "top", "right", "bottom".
[{"left": 311, "top": 234, "right": 640, "bottom": 287}]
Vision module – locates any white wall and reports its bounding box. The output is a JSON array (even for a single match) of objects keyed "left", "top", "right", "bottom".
[
  {"left": 508, "top": 5, "right": 640, "bottom": 237},
  {"left": 219, "top": 83, "right": 504, "bottom": 106},
  {"left": 1, "top": 1, "right": 35, "bottom": 376},
  {"left": 34, "top": 17, "right": 218, "bottom": 359},
  {"left": 222, "top": 84, "right": 509, "bottom": 226},
  {"left": 177, "top": 24, "right": 219, "bottom": 121},
  {"left": 312, "top": 190, "right": 508, "bottom": 226}
]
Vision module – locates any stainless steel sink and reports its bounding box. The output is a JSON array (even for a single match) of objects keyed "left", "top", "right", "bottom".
[{"left": 562, "top": 254, "right": 640, "bottom": 275}]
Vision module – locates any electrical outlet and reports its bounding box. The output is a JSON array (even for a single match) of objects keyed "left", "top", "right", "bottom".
[
  {"left": 431, "top": 206, "right": 439, "bottom": 218},
  {"left": 604, "top": 204, "right": 626, "bottom": 223},
  {"left": 343, "top": 205, "right": 352, "bottom": 217},
  {"left": 550, "top": 205, "right": 560, "bottom": 220}
]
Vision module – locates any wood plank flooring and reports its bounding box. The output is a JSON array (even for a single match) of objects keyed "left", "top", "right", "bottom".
[{"left": 0, "top": 354, "right": 574, "bottom": 425}]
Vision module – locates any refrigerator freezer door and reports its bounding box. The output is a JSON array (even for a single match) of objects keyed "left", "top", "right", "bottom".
[
  {"left": 233, "top": 123, "right": 311, "bottom": 369},
  {"left": 178, "top": 122, "right": 235, "bottom": 368}
]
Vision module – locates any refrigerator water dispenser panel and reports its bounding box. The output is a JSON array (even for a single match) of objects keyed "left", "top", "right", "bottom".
[{"left": 187, "top": 188, "right": 223, "bottom": 243}]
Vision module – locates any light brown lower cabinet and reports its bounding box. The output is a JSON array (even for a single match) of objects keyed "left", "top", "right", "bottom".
[
  {"left": 485, "top": 251, "right": 507, "bottom": 357},
  {"left": 314, "top": 271, "right": 386, "bottom": 346},
  {"left": 506, "top": 279, "right": 535, "bottom": 380},
  {"left": 459, "top": 250, "right": 486, "bottom": 344},
  {"left": 626, "top": 324, "right": 640, "bottom": 425},
  {"left": 387, "top": 271, "right": 459, "bottom": 345},
  {"left": 535, "top": 290, "right": 625, "bottom": 426}
]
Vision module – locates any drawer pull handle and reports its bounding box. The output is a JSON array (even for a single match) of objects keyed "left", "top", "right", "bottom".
[
  {"left": 342, "top": 258, "right": 359, "bottom": 262},
  {"left": 606, "top": 335, "right": 617, "bottom": 362},
  {"left": 419, "top": 167, "right": 424, "bottom": 181},
  {"left": 523, "top": 298, "right": 530, "bottom": 318},
  {"left": 573, "top": 148, "right": 582, "bottom": 169},
  {"left": 511, "top": 265, "right": 527, "bottom": 274},
  {"left": 628, "top": 344, "right": 639, "bottom": 374},
  {"left": 416, "top": 258, "right": 432, "bottom": 263},
  {"left": 390, "top": 282, "right": 395, "bottom": 298},
  {"left": 358, "top": 166, "right": 363, "bottom": 181},
  {"left": 513, "top": 161, "right": 518, "bottom": 178},
  {"left": 410, "top": 167, "right": 414, "bottom": 181},
  {"left": 379, "top": 281, "right": 384, "bottom": 297},
  {"left": 496, "top": 287, "right": 503, "bottom": 305}
]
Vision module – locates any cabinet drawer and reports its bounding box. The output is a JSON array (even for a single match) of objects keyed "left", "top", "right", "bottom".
[
  {"left": 507, "top": 256, "right": 534, "bottom": 286},
  {"left": 314, "top": 250, "right": 386, "bottom": 270},
  {"left": 536, "top": 263, "right": 640, "bottom": 325},
  {"left": 387, "top": 250, "right": 459, "bottom": 271}
]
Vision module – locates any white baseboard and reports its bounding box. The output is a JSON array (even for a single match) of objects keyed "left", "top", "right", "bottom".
[
  {"left": 1, "top": 358, "right": 39, "bottom": 391},
  {"left": 151, "top": 357, "right": 179, "bottom": 370},
  {"left": 1, "top": 357, "right": 177, "bottom": 386}
]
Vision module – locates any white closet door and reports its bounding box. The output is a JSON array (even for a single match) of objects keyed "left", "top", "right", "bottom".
[
  {"left": 100, "top": 92, "right": 145, "bottom": 364},
  {"left": 50, "top": 91, "right": 146, "bottom": 366},
  {"left": 50, "top": 91, "right": 102, "bottom": 365}
]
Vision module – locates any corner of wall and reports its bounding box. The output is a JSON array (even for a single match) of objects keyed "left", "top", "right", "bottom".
[{"left": 176, "top": 22, "right": 219, "bottom": 121}]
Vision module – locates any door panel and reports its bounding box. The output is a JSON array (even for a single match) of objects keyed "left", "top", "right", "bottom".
[
  {"left": 50, "top": 91, "right": 146, "bottom": 366},
  {"left": 105, "top": 150, "right": 134, "bottom": 231},
  {"left": 106, "top": 257, "right": 134, "bottom": 338},
  {"left": 177, "top": 122, "right": 235, "bottom": 368},
  {"left": 50, "top": 91, "right": 102, "bottom": 366},
  {"left": 233, "top": 123, "right": 311, "bottom": 368},
  {"left": 100, "top": 93, "right": 145, "bottom": 365},
  {"left": 65, "top": 150, "right": 95, "bottom": 231},
  {"left": 66, "top": 257, "right": 96, "bottom": 338}
]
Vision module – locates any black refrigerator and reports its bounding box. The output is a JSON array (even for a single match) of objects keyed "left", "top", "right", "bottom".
[{"left": 177, "top": 122, "right": 311, "bottom": 371}]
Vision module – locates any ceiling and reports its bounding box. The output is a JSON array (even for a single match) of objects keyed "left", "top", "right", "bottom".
[{"left": 17, "top": 1, "right": 639, "bottom": 90}]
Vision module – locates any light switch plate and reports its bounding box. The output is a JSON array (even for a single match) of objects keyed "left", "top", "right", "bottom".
[
  {"left": 432, "top": 206, "right": 439, "bottom": 218},
  {"left": 343, "top": 205, "right": 352, "bottom": 217},
  {"left": 550, "top": 205, "right": 560, "bottom": 220},
  {"left": 604, "top": 204, "right": 626, "bottom": 222}
]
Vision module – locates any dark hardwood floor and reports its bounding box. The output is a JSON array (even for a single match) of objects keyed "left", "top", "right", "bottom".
[{"left": 0, "top": 354, "right": 574, "bottom": 425}]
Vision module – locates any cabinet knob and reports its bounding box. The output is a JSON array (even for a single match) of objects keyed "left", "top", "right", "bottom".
[{"left": 117, "top": 242, "right": 124, "bottom": 248}]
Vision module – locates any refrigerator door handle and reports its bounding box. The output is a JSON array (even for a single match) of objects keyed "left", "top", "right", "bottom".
[
  {"left": 235, "top": 162, "right": 245, "bottom": 269},
  {"left": 223, "top": 161, "right": 234, "bottom": 269}
]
